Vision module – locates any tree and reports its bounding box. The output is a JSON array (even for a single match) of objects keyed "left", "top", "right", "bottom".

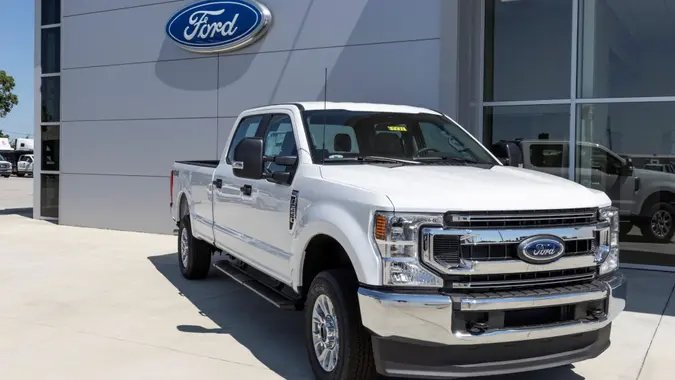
[
  {"left": 0, "top": 70, "right": 19, "bottom": 118},
  {"left": 0, "top": 129, "right": 8, "bottom": 138}
]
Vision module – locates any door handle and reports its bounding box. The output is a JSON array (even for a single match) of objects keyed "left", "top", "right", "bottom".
[
  {"left": 213, "top": 178, "right": 223, "bottom": 189},
  {"left": 240, "top": 184, "right": 252, "bottom": 196}
]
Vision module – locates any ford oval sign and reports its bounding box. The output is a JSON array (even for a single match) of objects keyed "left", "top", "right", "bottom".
[
  {"left": 517, "top": 235, "right": 566, "bottom": 264},
  {"left": 166, "top": 0, "right": 272, "bottom": 53}
]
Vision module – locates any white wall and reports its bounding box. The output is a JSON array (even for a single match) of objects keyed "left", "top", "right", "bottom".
[{"left": 57, "top": 0, "right": 451, "bottom": 233}]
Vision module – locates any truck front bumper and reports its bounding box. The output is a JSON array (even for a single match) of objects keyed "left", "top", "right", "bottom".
[{"left": 358, "top": 271, "right": 626, "bottom": 379}]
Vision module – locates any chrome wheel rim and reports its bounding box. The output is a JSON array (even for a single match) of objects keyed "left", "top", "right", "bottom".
[
  {"left": 651, "top": 210, "right": 672, "bottom": 238},
  {"left": 180, "top": 227, "right": 189, "bottom": 268},
  {"left": 311, "top": 294, "right": 339, "bottom": 372}
]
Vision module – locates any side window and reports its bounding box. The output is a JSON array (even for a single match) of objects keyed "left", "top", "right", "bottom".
[
  {"left": 263, "top": 114, "right": 297, "bottom": 174},
  {"left": 591, "top": 147, "right": 622, "bottom": 175},
  {"left": 226, "top": 115, "right": 264, "bottom": 164},
  {"left": 529, "top": 144, "right": 567, "bottom": 168}
]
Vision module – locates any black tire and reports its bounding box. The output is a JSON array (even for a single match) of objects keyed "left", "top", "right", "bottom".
[
  {"left": 639, "top": 202, "right": 675, "bottom": 243},
  {"left": 304, "top": 269, "right": 376, "bottom": 380},
  {"left": 178, "top": 215, "right": 212, "bottom": 279},
  {"left": 16, "top": 173, "right": 24, "bottom": 177},
  {"left": 2, "top": 175, "right": 9, "bottom": 178}
]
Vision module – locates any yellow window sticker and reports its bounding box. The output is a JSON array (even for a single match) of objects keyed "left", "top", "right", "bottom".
[{"left": 387, "top": 125, "right": 407, "bottom": 132}]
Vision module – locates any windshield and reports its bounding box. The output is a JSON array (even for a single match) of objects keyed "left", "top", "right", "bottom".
[
  {"left": 303, "top": 110, "right": 496, "bottom": 165},
  {"left": 0, "top": 154, "right": 5, "bottom": 161}
]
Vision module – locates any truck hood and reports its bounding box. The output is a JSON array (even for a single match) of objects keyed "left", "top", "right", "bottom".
[{"left": 319, "top": 164, "right": 610, "bottom": 212}]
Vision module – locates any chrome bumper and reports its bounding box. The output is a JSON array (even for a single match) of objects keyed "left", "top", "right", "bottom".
[
  {"left": 359, "top": 272, "right": 625, "bottom": 345},
  {"left": 358, "top": 272, "right": 626, "bottom": 378}
]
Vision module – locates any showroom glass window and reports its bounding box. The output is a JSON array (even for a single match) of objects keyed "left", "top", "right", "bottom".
[
  {"left": 481, "top": 0, "right": 675, "bottom": 266},
  {"left": 483, "top": 0, "right": 572, "bottom": 101},
  {"left": 40, "top": 0, "right": 61, "bottom": 221}
]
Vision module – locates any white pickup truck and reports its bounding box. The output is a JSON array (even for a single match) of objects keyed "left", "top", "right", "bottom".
[{"left": 170, "top": 102, "right": 626, "bottom": 380}]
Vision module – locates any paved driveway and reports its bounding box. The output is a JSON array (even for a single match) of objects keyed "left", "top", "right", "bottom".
[{"left": 0, "top": 177, "right": 674, "bottom": 380}]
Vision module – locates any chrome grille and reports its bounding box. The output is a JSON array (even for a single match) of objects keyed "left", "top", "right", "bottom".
[
  {"left": 421, "top": 210, "right": 609, "bottom": 292},
  {"left": 0, "top": 163, "right": 8, "bottom": 169},
  {"left": 443, "top": 208, "right": 597, "bottom": 229},
  {"left": 448, "top": 267, "right": 597, "bottom": 291},
  {"left": 433, "top": 235, "right": 595, "bottom": 263}
]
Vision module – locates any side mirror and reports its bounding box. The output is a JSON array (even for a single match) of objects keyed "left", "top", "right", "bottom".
[
  {"left": 498, "top": 157, "right": 510, "bottom": 166},
  {"left": 621, "top": 157, "right": 634, "bottom": 176},
  {"left": 233, "top": 137, "right": 264, "bottom": 180}
]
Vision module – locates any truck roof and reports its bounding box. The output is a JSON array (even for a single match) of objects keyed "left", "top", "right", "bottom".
[{"left": 247, "top": 102, "right": 442, "bottom": 115}]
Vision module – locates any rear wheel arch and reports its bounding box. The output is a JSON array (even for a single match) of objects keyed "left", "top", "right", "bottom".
[{"left": 179, "top": 193, "right": 189, "bottom": 219}]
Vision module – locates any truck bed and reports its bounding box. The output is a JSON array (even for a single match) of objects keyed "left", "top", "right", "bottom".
[
  {"left": 171, "top": 161, "right": 218, "bottom": 242},
  {"left": 175, "top": 160, "right": 219, "bottom": 168}
]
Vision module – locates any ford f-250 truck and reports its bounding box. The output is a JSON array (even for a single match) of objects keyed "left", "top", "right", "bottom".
[{"left": 170, "top": 102, "right": 626, "bottom": 380}]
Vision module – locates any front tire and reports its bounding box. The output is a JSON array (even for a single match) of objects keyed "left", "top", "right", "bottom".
[
  {"left": 16, "top": 173, "right": 24, "bottom": 177},
  {"left": 304, "top": 269, "right": 376, "bottom": 380},
  {"left": 640, "top": 202, "right": 675, "bottom": 243},
  {"left": 178, "top": 215, "right": 212, "bottom": 279}
]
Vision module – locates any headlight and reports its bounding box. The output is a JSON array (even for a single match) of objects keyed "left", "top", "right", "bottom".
[
  {"left": 373, "top": 211, "right": 443, "bottom": 287},
  {"left": 595, "top": 206, "right": 619, "bottom": 275}
]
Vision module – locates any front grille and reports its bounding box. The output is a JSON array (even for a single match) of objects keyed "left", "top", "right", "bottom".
[
  {"left": 443, "top": 208, "right": 597, "bottom": 229},
  {"left": 0, "top": 164, "right": 8, "bottom": 169},
  {"left": 446, "top": 267, "right": 597, "bottom": 291},
  {"left": 433, "top": 235, "right": 595, "bottom": 263},
  {"left": 421, "top": 208, "right": 606, "bottom": 292}
]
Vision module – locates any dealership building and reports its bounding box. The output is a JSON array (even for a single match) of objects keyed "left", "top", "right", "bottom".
[{"left": 35, "top": 0, "right": 675, "bottom": 268}]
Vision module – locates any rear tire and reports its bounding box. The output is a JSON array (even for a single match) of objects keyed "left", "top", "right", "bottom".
[
  {"left": 178, "top": 215, "right": 212, "bottom": 279},
  {"left": 2, "top": 175, "right": 9, "bottom": 178},
  {"left": 16, "top": 173, "right": 24, "bottom": 177},
  {"left": 304, "top": 269, "right": 376, "bottom": 380}
]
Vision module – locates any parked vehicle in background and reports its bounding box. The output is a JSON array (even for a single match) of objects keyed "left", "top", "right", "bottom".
[
  {"left": 16, "top": 154, "right": 34, "bottom": 177},
  {"left": 643, "top": 163, "right": 675, "bottom": 174},
  {"left": 0, "top": 154, "right": 11, "bottom": 178},
  {"left": 492, "top": 139, "right": 675, "bottom": 243},
  {"left": 170, "top": 102, "right": 626, "bottom": 380}
]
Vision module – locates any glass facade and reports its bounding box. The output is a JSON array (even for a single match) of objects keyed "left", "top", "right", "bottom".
[
  {"left": 482, "top": 0, "right": 675, "bottom": 267},
  {"left": 39, "top": 0, "right": 61, "bottom": 220}
]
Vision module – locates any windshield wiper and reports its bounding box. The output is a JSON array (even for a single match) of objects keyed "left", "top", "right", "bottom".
[
  {"left": 324, "top": 156, "right": 420, "bottom": 165},
  {"left": 413, "top": 155, "right": 478, "bottom": 165}
]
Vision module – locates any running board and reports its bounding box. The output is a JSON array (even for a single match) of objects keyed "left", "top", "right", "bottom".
[{"left": 213, "top": 260, "right": 299, "bottom": 310}]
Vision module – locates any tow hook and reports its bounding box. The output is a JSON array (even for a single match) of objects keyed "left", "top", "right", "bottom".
[
  {"left": 589, "top": 308, "right": 604, "bottom": 320},
  {"left": 468, "top": 321, "right": 490, "bottom": 335}
]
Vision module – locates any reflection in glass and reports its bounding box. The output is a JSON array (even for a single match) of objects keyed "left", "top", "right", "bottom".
[
  {"left": 484, "top": 0, "right": 572, "bottom": 101},
  {"left": 576, "top": 103, "right": 675, "bottom": 266},
  {"left": 578, "top": 0, "right": 675, "bottom": 98},
  {"left": 41, "top": 77, "right": 60, "bottom": 122},
  {"left": 41, "top": 0, "right": 61, "bottom": 25},
  {"left": 484, "top": 105, "right": 570, "bottom": 178},
  {"left": 40, "top": 174, "right": 59, "bottom": 218},
  {"left": 41, "top": 28, "right": 61, "bottom": 74},
  {"left": 41, "top": 125, "right": 60, "bottom": 171}
]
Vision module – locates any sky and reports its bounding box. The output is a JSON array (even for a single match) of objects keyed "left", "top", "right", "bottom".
[{"left": 0, "top": 0, "right": 35, "bottom": 139}]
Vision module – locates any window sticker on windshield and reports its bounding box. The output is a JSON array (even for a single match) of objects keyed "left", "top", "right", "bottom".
[{"left": 387, "top": 125, "right": 407, "bottom": 132}]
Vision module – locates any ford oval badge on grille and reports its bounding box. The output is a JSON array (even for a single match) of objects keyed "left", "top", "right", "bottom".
[{"left": 517, "top": 235, "right": 565, "bottom": 264}]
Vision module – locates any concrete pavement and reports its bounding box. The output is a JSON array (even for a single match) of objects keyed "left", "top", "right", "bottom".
[{"left": 0, "top": 177, "right": 674, "bottom": 380}]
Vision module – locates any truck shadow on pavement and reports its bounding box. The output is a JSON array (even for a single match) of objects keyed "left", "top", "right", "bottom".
[{"left": 148, "top": 253, "right": 591, "bottom": 380}]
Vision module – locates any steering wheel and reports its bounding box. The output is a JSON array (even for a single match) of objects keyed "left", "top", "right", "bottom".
[{"left": 414, "top": 147, "right": 441, "bottom": 158}]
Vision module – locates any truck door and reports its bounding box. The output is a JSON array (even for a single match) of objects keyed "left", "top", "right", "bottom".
[
  {"left": 231, "top": 113, "right": 298, "bottom": 284},
  {"left": 212, "top": 114, "right": 266, "bottom": 259},
  {"left": 580, "top": 145, "right": 635, "bottom": 216}
]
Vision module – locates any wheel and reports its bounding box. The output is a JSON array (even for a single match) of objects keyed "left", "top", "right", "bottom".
[
  {"left": 2, "top": 175, "right": 9, "bottom": 178},
  {"left": 16, "top": 173, "right": 24, "bottom": 177},
  {"left": 304, "top": 269, "right": 376, "bottom": 380},
  {"left": 639, "top": 202, "right": 675, "bottom": 243},
  {"left": 178, "top": 215, "right": 212, "bottom": 279}
]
